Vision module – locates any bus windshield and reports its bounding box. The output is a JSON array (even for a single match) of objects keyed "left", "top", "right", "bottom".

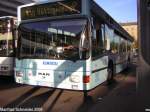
[
  {"left": 18, "top": 19, "right": 90, "bottom": 60},
  {"left": 0, "top": 19, "right": 14, "bottom": 57}
]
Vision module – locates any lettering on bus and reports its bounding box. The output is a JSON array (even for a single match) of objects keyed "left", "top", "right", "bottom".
[
  {"left": 21, "top": 0, "right": 81, "bottom": 20},
  {"left": 38, "top": 72, "right": 50, "bottom": 76},
  {"left": 43, "top": 61, "right": 58, "bottom": 65}
]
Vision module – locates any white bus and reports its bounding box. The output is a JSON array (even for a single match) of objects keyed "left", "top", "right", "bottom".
[
  {"left": 0, "top": 16, "right": 17, "bottom": 76},
  {"left": 15, "top": 0, "right": 133, "bottom": 90}
]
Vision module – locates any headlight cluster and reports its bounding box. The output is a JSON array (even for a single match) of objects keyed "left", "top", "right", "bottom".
[
  {"left": 69, "top": 75, "right": 80, "bottom": 83},
  {"left": 16, "top": 71, "right": 23, "bottom": 77}
]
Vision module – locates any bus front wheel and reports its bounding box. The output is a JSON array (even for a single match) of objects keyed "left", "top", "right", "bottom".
[{"left": 107, "top": 63, "right": 114, "bottom": 84}]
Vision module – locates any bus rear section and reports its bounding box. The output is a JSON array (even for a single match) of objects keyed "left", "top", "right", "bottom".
[
  {"left": 15, "top": 18, "right": 94, "bottom": 90},
  {"left": 0, "top": 17, "right": 16, "bottom": 76}
]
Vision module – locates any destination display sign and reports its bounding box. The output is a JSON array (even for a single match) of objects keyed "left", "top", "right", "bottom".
[{"left": 21, "top": 0, "right": 81, "bottom": 20}]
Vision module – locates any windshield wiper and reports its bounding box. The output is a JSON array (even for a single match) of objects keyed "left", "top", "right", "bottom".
[{"left": 18, "top": 55, "right": 32, "bottom": 59}]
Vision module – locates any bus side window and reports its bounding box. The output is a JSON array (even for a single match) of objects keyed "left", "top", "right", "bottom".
[
  {"left": 113, "top": 33, "right": 119, "bottom": 54},
  {"left": 119, "top": 37, "right": 123, "bottom": 54},
  {"left": 119, "top": 37, "right": 125, "bottom": 54},
  {"left": 101, "top": 24, "right": 105, "bottom": 49},
  {"left": 92, "top": 26, "right": 105, "bottom": 59},
  {"left": 127, "top": 42, "right": 131, "bottom": 52},
  {"left": 104, "top": 24, "right": 115, "bottom": 52},
  {"left": 92, "top": 29, "right": 98, "bottom": 58},
  {"left": 122, "top": 38, "right": 126, "bottom": 53}
]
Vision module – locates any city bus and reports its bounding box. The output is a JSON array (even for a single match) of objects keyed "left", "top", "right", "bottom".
[
  {"left": 15, "top": 0, "right": 134, "bottom": 90},
  {"left": 0, "top": 16, "right": 17, "bottom": 76}
]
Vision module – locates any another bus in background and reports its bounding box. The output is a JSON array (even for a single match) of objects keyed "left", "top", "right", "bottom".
[{"left": 0, "top": 16, "right": 17, "bottom": 76}]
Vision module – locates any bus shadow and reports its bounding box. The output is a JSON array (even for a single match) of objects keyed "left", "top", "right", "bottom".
[
  {"left": 107, "top": 79, "right": 118, "bottom": 90},
  {"left": 0, "top": 76, "right": 14, "bottom": 84},
  {"left": 5, "top": 87, "right": 40, "bottom": 108},
  {"left": 77, "top": 79, "right": 118, "bottom": 112},
  {"left": 18, "top": 89, "right": 55, "bottom": 108},
  {"left": 0, "top": 83, "right": 24, "bottom": 91},
  {"left": 120, "top": 63, "right": 136, "bottom": 76},
  {"left": 77, "top": 95, "right": 94, "bottom": 112},
  {"left": 0, "top": 76, "right": 22, "bottom": 91},
  {"left": 46, "top": 90, "right": 63, "bottom": 112}
]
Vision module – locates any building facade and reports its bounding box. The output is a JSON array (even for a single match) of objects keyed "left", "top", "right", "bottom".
[{"left": 120, "top": 22, "right": 138, "bottom": 48}]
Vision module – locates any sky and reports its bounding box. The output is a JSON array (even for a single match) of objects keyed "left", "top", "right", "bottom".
[
  {"left": 36, "top": 0, "right": 137, "bottom": 23},
  {"left": 95, "top": 0, "right": 137, "bottom": 23}
]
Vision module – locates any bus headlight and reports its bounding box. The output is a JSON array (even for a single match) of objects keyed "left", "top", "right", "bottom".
[
  {"left": 69, "top": 75, "right": 80, "bottom": 83},
  {"left": 16, "top": 71, "right": 23, "bottom": 77}
]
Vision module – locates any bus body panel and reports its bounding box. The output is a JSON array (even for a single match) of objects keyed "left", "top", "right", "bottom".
[
  {"left": 115, "top": 53, "right": 128, "bottom": 73},
  {"left": 15, "top": 59, "right": 91, "bottom": 90},
  {"left": 90, "top": 56, "right": 108, "bottom": 89}
]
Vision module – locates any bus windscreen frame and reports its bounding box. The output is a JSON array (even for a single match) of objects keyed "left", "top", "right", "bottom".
[{"left": 17, "top": 18, "right": 90, "bottom": 60}]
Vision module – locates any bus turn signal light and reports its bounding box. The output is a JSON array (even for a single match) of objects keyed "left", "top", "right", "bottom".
[{"left": 83, "top": 76, "right": 90, "bottom": 83}]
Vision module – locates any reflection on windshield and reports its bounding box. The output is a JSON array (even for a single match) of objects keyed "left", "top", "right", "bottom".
[
  {"left": 19, "top": 19, "right": 89, "bottom": 60},
  {"left": 0, "top": 20, "right": 14, "bottom": 57}
]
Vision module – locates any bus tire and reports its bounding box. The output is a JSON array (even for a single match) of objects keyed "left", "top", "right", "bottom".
[
  {"left": 127, "top": 57, "right": 131, "bottom": 67},
  {"left": 128, "top": 57, "right": 130, "bottom": 63},
  {"left": 107, "top": 62, "right": 114, "bottom": 84}
]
